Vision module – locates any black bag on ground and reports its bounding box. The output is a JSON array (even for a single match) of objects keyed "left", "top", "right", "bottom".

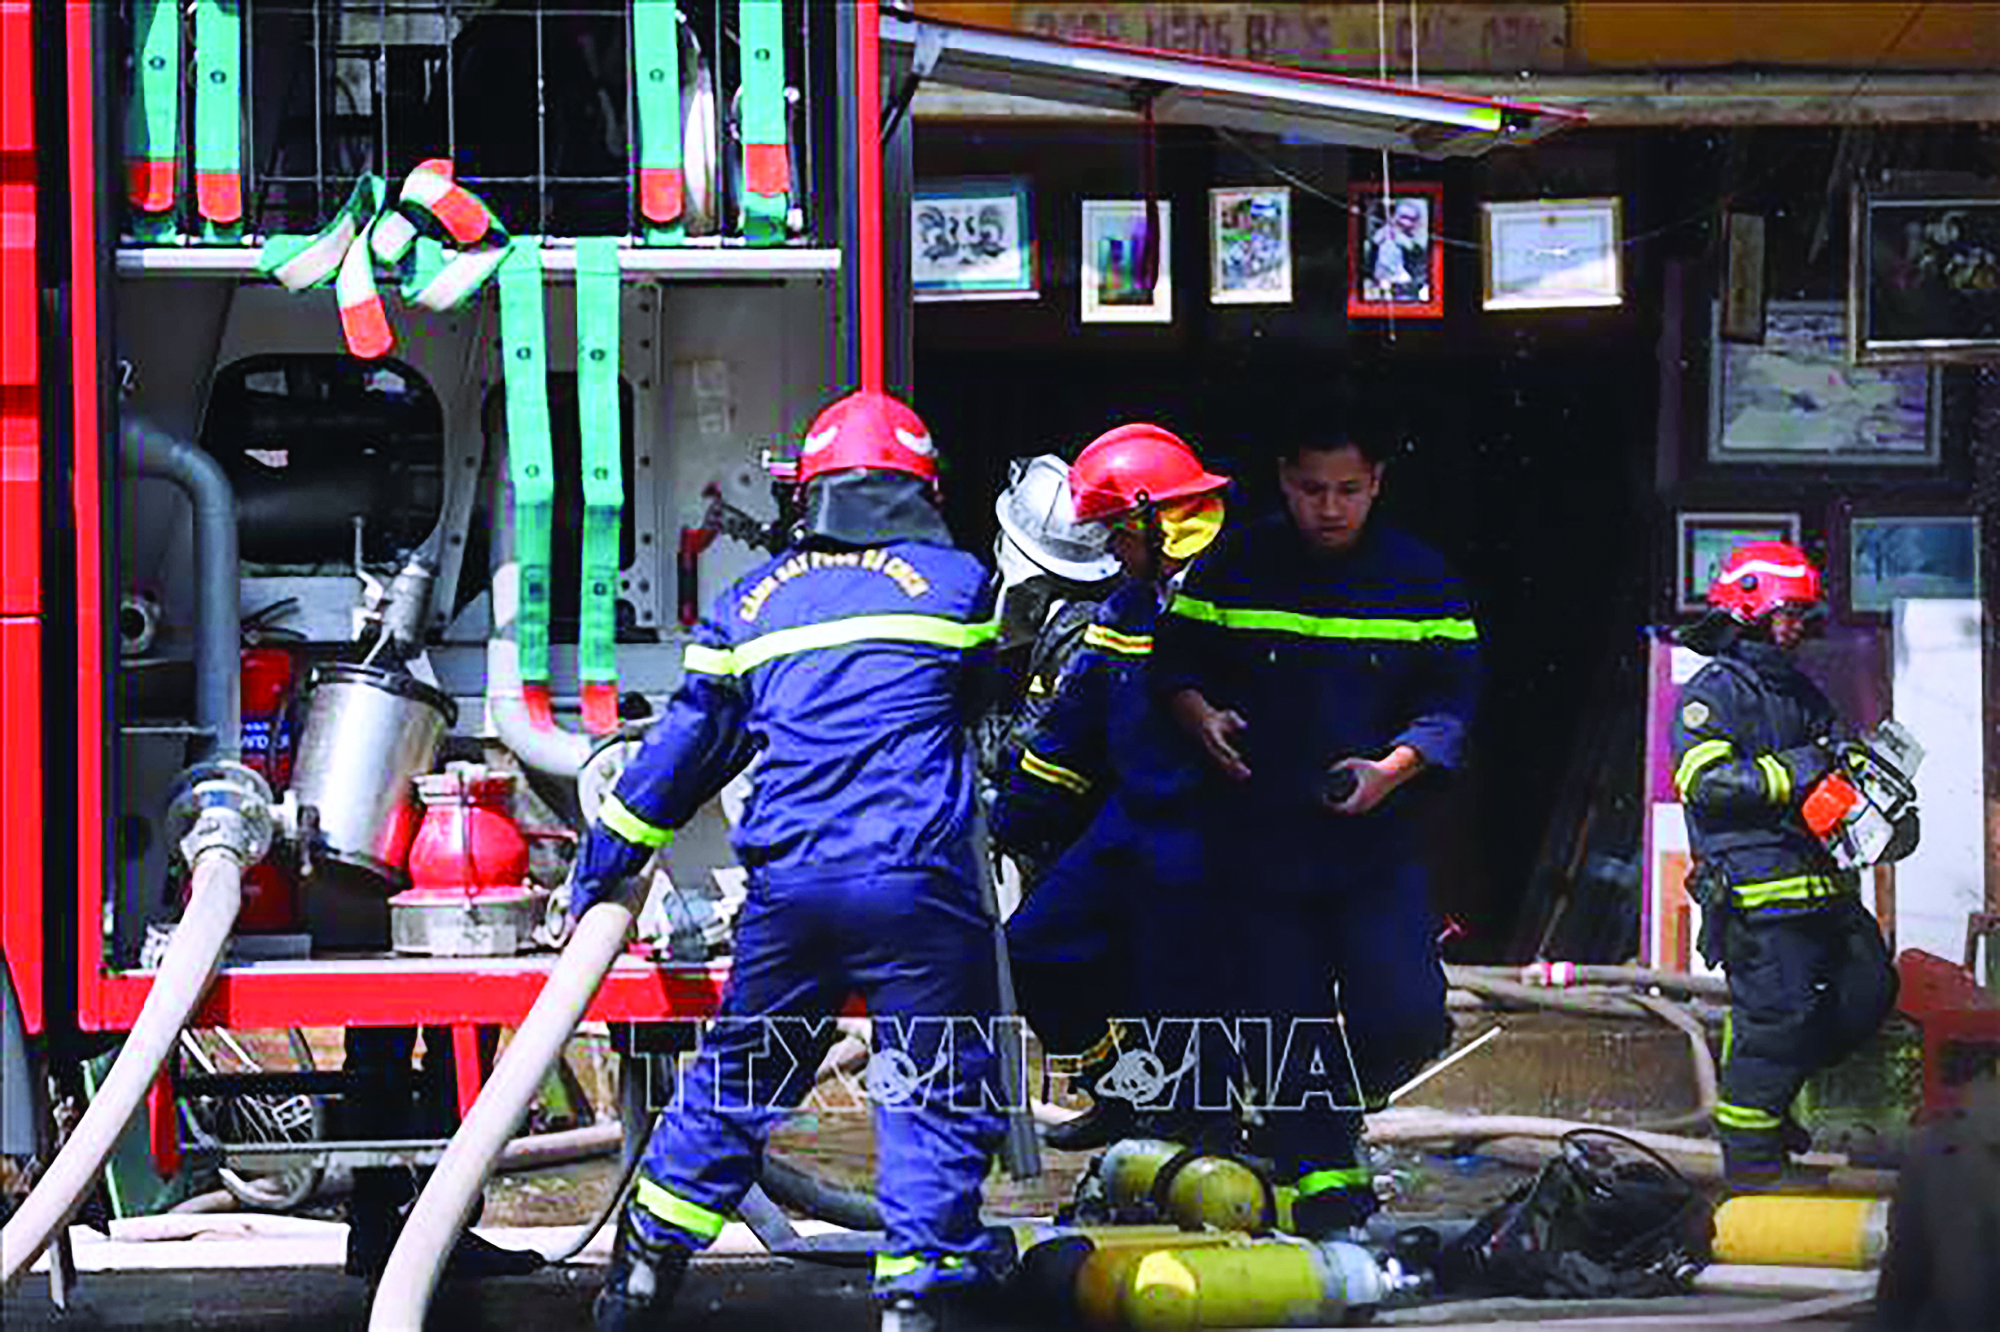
[{"left": 1437, "top": 1129, "right": 1713, "bottom": 1300}]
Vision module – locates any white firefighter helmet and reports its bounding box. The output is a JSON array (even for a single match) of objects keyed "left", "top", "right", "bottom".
[{"left": 993, "top": 454, "right": 1119, "bottom": 584}]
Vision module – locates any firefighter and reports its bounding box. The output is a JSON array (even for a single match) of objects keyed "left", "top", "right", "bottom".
[
  {"left": 995, "top": 424, "right": 1230, "bottom": 1151},
  {"left": 1672, "top": 541, "right": 1898, "bottom": 1185},
  {"left": 1155, "top": 425, "right": 1478, "bottom": 1238},
  {"left": 571, "top": 390, "right": 1006, "bottom": 1332},
  {"left": 974, "top": 454, "right": 1120, "bottom": 881}
]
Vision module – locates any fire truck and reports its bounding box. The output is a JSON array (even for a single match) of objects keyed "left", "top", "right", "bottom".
[{"left": 0, "top": 1, "right": 1580, "bottom": 1318}]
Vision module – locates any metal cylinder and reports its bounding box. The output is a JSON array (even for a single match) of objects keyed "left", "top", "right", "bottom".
[
  {"left": 289, "top": 664, "right": 456, "bottom": 884},
  {"left": 1712, "top": 1195, "right": 1889, "bottom": 1270}
]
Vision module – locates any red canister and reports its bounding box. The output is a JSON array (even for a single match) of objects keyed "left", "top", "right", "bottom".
[{"left": 405, "top": 767, "right": 531, "bottom": 898}]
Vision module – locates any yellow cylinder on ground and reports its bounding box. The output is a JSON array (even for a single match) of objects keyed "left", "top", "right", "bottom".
[
  {"left": 1163, "top": 1157, "right": 1270, "bottom": 1233},
  {"left": 1074, "top": 1231, "right": 1256, "bottom": 1328},
  {"left": 1121, "top": 1243, "right": 1331, "bottom": 1331},
  {"left": 1713, "top": 1195, "right": 1889, "bottom": 1269}
]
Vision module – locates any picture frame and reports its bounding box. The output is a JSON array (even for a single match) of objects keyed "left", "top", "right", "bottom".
[
  {"left": 1719, "top": 212, "right": 1768, "bottom": 343},
  {"left": 1676, "top": 512, "right": 1802, "bottom": 613},
  {"left": 1850, "top": 190, "right": 2000, "bottom": 363},
  {"left": 1210, "top": 186, "right": 1292, "bottom": 305},
  {"left": 1348, "top": 181, "right": 1443, "bottom": 319},
  {"left": 1481, "top": 197, "right": 1624, "bottom": 311},
  {"left": 912, "top": 177, "right": 1037, "bottom": 302},
  {"left": 1844, "top": 513, "right": 1981, "bottom": 616},
  {"left": 1081, "top": 199, "right": 1173, "bottom": 324},
  {"left": 1709, "top": 300, "right": 1940, "bottom": 465}
]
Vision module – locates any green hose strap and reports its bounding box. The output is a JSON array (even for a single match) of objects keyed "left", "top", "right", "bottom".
[
  {"left": 192, "top": 0, "right": 243, "bottom": 242},
  {"left": 633, "top": 0, "right": 686, "bottom": 245},
  {"left": 576, "top": 238, "right": 624, "bottom": 731},
  {"left": 498, "top": 241, "right": 556, "bottom": 690},
  {"left": 126, "top": 0, "right": 182, "bottom": 242},
  {"left": 737, "top": 0, "right": 789, "bottom": 246},
  {"left": 258, "top": 175, "right": 383, "bottom": 288}
]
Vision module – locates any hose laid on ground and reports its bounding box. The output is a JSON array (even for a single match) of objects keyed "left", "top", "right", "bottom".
[
  {"left": 1626, "top": 993, "right": 1720, "bottom": 1133},
  {"left": 369, "top": 898, "right": 635, "bottom": 1331},
  {"left": 1453, "top": 964, "right": 1731, "bottom": 1002},
  {"left": 1, "top": 853, "right": 243, "bottom": 1288}
]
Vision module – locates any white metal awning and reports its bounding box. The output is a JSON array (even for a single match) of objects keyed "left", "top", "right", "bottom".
[{"left": 880, "top": 13, "right": 1582, "bottom": 158}]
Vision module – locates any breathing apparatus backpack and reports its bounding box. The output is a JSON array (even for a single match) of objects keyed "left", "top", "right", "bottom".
[{"left": 1438, "top": 1129, "right": 1713, "bottom": 1300}]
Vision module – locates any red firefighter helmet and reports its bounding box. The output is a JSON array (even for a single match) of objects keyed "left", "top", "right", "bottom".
[
  {"left": 1708, "top": 541, "right": 1824, "bottom": 623},
  {"left": 1068, "top": 423, "right": 1229, "bottom": 524},
  {"left": 796, "top": 390, "right": 939, "bottom": 487}
]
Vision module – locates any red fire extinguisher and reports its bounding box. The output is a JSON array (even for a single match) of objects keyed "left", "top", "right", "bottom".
[{"left": 236, "top": 647, "right": 299, "bottom": 932}]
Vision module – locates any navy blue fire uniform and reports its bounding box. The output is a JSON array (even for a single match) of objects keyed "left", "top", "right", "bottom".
[
  {"left": 994, "top": 579, "right": 1214, "bottom": 1110},
  {"left": 1153, "top": 514, "right": 1479, "bottom": 1225},
  {"left": 572, "top": 537, "right": 1006, "bottom": 1299},
  {"left": 1672, "top": 638, "right": 1897, "bottom": 1177}
]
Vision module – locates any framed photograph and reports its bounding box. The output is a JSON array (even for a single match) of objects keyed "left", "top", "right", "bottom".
[
  {"left": 1709, "top": 300, "right": 1939, "bottom": 465},
  {"left": 1081, "top": 199, "right": 1173, "bottom": 324},
  {"left": 1846, "top": 514, "right": 1981, "bottom": 615},
  {"left": 1210, "top": 187, "right": 1292, "bottom": 305},
  {"left": 1348, "top": 182, "right": 1443, "bottom": 319},
  {"left": 1719, "top": 212, "right": 1768, "bottom": 343},
  {"left": 912, "top": 177, "right": 1037, "bottom": 301},
  {"left": 1851, "top": 191, "right": 2000, "bottom": 363},
  {"left": 1481, "top": 197, "right": 1624, "bottom": 311},
  {"left": 1677, "top": 512, "right": 1802, "bottom": 613}
]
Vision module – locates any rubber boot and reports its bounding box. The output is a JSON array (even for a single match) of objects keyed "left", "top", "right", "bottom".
[
  {"left": 345, "top": 1169, "right": 545, "bottom": 1280},
  {"left": 594, "top": 1206, "right": 693, "bottom": 1331},
  {"left": 1719, "top": 1127, "right": 1789, "bottom": 1188},
  {"left": 1289, "top": 1185, "right": 1380, "bottom": 1241},
  {"left": 1043, "top": 1049, "right": 1136, "bottom": 1152}
]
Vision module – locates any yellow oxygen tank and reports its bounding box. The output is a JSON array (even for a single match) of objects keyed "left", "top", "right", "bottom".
[
  {"left": 1117, "top": 1237, "right": 1403, "bottom": 1331},
  {"left": 1712, "top": 1196, "right": 1889, "bottom": 1269},
  {"left": 1070, "top": 1229, "right": 1258, "bottom": 1328},
  {"left": 1097, "top": 1139, "right": 1276, "bottom": 1232}
]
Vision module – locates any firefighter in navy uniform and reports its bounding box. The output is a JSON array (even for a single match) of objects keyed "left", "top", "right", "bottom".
[
  {"left": 1672, "top": 541, "right": 1899, "bottom": 1185},
  {"left": 571, "top": 391, "right": 1006, "bottom": 1332},
  {"left": 994, "top": 425, "right": 1230, "bottom": 1151},
  {"left": 1155, "top": 426, "right": 1478, "bottom": 1239}
]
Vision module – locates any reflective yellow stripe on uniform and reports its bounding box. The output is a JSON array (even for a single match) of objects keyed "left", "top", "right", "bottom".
[
  {"left": 1296, "top": 1166, "right": 1372, "bottom": 1196},
  {"left": 689, "top": 613, "right": 999, "bottom": 677},
  {"left": 1733, "top": 875, "right": 1839, "bottom": 910},
  {"left": 599, "top": 793, "right": 674, "bottom": 849},
  {"left": 1714, "top": 1102, "right": 1783, "bottom": 1132},
  {"left": 1674, "top": 739, "right": 1733, "bottom": 799},
  {"left": 634, "top": 1177, "right": 729, "bottom": 1242},
  {"left": 873, "top": 1253, "right": 968, "bottom": 1280},
  {"left": 1083, "top": 624, "right": 1153, "bottom": 656},
  {"left": 1021, "top": 749, "right": 1092, "bottom": 796},
  {"left": 1756, "top": 754, "right": 1792, "bottom": 805},
  {"left": 1169, "top": 596, "right": 1478, "bottom": 643}
]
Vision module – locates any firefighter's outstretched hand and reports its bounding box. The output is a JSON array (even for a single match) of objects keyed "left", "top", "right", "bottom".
[
  {"left": 1324, "top": 747, "right": 1425, "bottom": 815},
  {"left": 1175, "top": 692, "right": 1252, "bottom": 782}
]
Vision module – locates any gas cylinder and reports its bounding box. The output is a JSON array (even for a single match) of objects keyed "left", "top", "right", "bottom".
[{"left": 390, "top": 765, "right": 540, "bottom": 956}]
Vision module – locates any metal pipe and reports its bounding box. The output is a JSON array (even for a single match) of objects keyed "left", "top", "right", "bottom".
[
  {"left": 119, "top": 415, "right": 241, "bottom": 760},
  {"left": 486, "top": 437, "right": 593, "bottom": 779},
  {"left": 1, "top": 852, "right": 242, "bottom": 1286},
  {"left": 369, "top": 897, "right": 636, "bottom": 1331}
]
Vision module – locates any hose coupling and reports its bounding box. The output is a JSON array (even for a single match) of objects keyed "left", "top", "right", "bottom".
[{"left": 165, "top": 761, "right": 276, "bottom": 868}]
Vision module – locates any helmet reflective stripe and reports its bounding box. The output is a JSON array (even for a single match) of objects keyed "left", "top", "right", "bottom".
[
  {"left": 1727, "top": 560, "right": 1813, "bottom": 582},
  {"left": 803, "top": 425, "right": 839, "bottom": 454},
  {"left": 894, "top": 426, "right": 935, "bottom": 456}
]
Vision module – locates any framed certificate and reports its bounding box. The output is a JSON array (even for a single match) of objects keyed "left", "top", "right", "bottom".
[{"left": 1482, "top": 197, "right": 1624, "bottom": 310}]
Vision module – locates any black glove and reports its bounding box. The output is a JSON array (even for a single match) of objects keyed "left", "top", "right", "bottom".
[
  {"left": 1882, "top": 809, "right": 1921, "bottom": 864},
  {"left": 1775, "top": 743, "right": 1834, "bottom": 799}
]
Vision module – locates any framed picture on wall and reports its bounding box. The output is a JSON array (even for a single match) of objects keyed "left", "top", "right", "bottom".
[
  {"left": 1348, "top": 182, "right": 1443, "bottom": 319},
  {"left": 1677, "top": 512, "right": 1803, "bottom": 613},
  {"left": 1851, "top": 190, "right": 2000, "bottom": 363},
  {"left": 1481, "top": 197, "right": 1624, "bottom": 310},
  {"left": 1210, "top": 187, "right": 1292, "bottom": 305},
  {"left": 1081, "top": 199, "right": 1173, "bottom": 324},
  {"left": 1844, "top": 514, "right": 1981, "bottom": 615},
  {"left": 1709, "top": 301, "right": 1940, "bottom": 465},
  {"left": 912, "top": 177, "right": 1037, "bottom": 301}
]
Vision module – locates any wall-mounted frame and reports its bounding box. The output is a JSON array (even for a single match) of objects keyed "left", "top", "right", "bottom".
[
  {"left": 913, "top": 177, "right": 1038, "bottom": 302},
  {"left": 1843, "top": 513, "right": 1982, "bottom": 616},
  {"left": 1709, "top": 300, "right": 1940, "bottom": 465},
  {"left": 1481, "top": 197, "right": 1624, "bottom": 310},
  {"left": 1719, "top": 212, "right": 1768, "bottom": 343},
  {"left": 1082, "top": 199, "right": 1173, "bottom": 324},
  {"left": 1210, "top": 186, "right": 1292, "bottom": 305},
  {"left": 1348, "top": 181, "right": 1443, "bottom": 319},
  {"left": 1850, "top": 190, "right": 2000, "bottom": 363},
  {"left": 1676, "top": 511, "right": 1802, "bottom": 613}
]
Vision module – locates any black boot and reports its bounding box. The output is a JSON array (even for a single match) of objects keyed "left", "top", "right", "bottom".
[
  {"left": 1043, "top": 1041, "right": 1139, "bottom": 1152},
  {"left": 1289, "top": 1186, "right": 1380, "bottom": 1241},
  {"left": 594, "top": 1207, "right": 692, "bottom": 1331}
]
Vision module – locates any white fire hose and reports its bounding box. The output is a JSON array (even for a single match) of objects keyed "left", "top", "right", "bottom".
[
  {"left": 369, "top": 896, "right": 637, "bottom": 1330},
  {"left": 1, "top": 764, "right": 272, "bottom": 1289}
]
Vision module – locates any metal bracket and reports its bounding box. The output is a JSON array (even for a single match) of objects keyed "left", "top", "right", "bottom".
[{"left": 881, "top": 22, "right": 945, "bottom": 143}]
